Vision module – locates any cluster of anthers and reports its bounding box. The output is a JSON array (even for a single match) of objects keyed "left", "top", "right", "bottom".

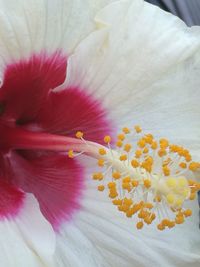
[{"left": 71, "top": 126, "right": 200, "bottom": 231}]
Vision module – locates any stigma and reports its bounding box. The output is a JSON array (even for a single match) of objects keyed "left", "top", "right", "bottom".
[{"left": 75, "top": 126, "right": 200, "bottom": 231}]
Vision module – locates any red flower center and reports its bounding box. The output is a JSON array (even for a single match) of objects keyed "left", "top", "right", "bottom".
[{"left": 0, "top": 51, "right": 113, "bottom": 230}]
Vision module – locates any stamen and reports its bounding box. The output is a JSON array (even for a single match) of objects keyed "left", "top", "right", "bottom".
[{"left": 88, "top": 125, "right": 200, "bottom": 231}]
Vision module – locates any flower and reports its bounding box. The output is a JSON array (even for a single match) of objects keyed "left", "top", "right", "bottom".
[{"left": 0, "top": 0, "right": 200, "bottom": 266}]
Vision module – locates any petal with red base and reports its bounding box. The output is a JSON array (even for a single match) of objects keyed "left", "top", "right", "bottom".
[
  {"left": 7, "top": 151, "right": 84, "bottom": 231},
  {"left": 0, "top": 51, "right": 67, "bottom": 123},
  {"left": 37, "top": 87, "right": 114, "bottom": 144}
]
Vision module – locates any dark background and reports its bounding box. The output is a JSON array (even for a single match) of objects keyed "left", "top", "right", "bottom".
[{"left": 146, "top": 0, "right": 200, "bottom": 26}]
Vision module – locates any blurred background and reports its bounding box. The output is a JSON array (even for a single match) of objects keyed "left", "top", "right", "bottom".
[{"left": 146, "top": 0, "right": 200, "bottom": 26}]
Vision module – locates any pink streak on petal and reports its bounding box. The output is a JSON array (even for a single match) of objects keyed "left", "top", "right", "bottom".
[
  {"left": 37, "top": 88, "right": 114, "bottom": 144},
  {"left": 0, "top": 179, "right": 25, "bottom": 220},
  {"left": 7, "top": 151, "right": 84, "bottom": 231},
  {"left": 0, "top": 51, "right": 67, "bottom": 123}
]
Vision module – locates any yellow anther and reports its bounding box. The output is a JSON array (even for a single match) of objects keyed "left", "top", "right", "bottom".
[
  {"left": 185, "top": 154, "right": 192, "bottom": 162},
  {"left": 122, "top": 127, "right": 130, "bottom": 134},
  {"left": 144, "top": 202, "right": 153, "bottom": 209},
  {"left": 143, "top": 147, "right": 149, "bottom": 154},
  {"left": 137, "top": 139, "right": 146, "bottom": 148},
  {"left": 168, "top": 221, "right": 175, "bottom": 228},
  {"left": 158, "top": 149, "right": 167, "bottom": 157},
  {"left": 131, "top": 159, "right": 139, "bottom": 168},
  {"left": 116, "top": 140, "right": 123, "bottom": 147},
  {"left": 136, "top": 221, "right": 144, "bottom": 229},
  {"left": 144, "top": 134, "right": 154, "bottom": 144},
  {"left": 122, "top": 183, "right": 132, "bottom": 192},
  {"left": 189, "top": 193, "right": 196, "bottom": 200},
  {"left": 126, "top": 208, "right": 134, "bottom": 218},
  {"left": 112, "top": 172, "right": 121, "bottom": 180},
  {"left": 124, "top": 143, "right": 132, "bottom": 152},
  {"left": 68, "top": 150, "right": 74, "bottom": 158},
  {"left": 117, "top": 134, "right": 125, "bottom": 141},
  {"left": 123, "top": 198, "right": 133, "bottom": 206},
  {"left": 157, "top": 224, "right": 165, "bottom": 231},
  {"left": 109, "top": 191, "right": 118, "bottom": 199},
  {"left": 184, "top": 209, "right": 192, "bottom": 217},
  {"left": 107, "top": 182, "right": 116, "bottom": 189},
  {"left": 92, "top": 172, "right": 103, "bottom": 180},
  {"left": 134, "top": 125, "right": 142, "bottom": 133},
  {"left": 104, "top": 135, "right": 111, "bottom": 144},
  {"left": 151, "top": 141, "right": 158, "bottom": 150},
  {"left": 75, "top": 131, "right": 84, "bottom": 139},
  {"left": 132, "top": 180, "right": 139, "bottom": 187},
  {"left": 143, "top": 179, "right": 151, "bottom": 189},
  {"left": 166, "top": 177, "right": 177, "bottom": 188},
  {"left": 179, "top": 162, "right": 187, "bottom": 169},
  {"left": 98, "top": 159, "right": 105, "bottom": 167},
  {"left": 98, "top": 185, "right": 105, "bottom": 191},
  {"left": 99, "top": 148, "right": 106, "bottom": 155},
  {"left": 138, "top": 209, "right": 149, "bottom": 219},
  {"left": 189, "top": 162, "right": 200, "bottom": 171},
  {"left": 154, "top": 195, "right": 162, "bottom": 202},
  {"left": 120, "top": 154, "right": 128, "bottom": 161},
  {"left": 112, "top": 199, "right": 123, "bottom": 205},
  {"left": 135, "top": 150, "right": 142, "bottom": 158},
  {"left": 141, "top": 161, "right": 152, "bottom": 172},
  {"left": 166, "top": 193, "right": 175, "bottom": 204},
  {"left": 159, "top": 138, "right": 169, "bottom": 149},
  {"left": 123, "top": 177, "right": 131, "bottom": 183},
  {"left": 175, "top": 216, "right": 184, "bottom": 224},
  {"left": 161, "top": 219, "right": 170, "bottom": 227},
  {"left": 163, "top": 166, "right": 170, "bottom": 176}
]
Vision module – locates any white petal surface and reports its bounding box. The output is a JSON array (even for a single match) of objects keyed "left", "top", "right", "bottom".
[
  {"left": 55, "top": 1, "right": 200, "bottom": 266},
  {"left": 65, "top": 0, "right": 200, "bottom": 154},
  {"left": 0, "top": 194, "right": 55, "bottom": 267},
  {"left": 0, "top": 0, "right": 112, "bottom": 71},
  {"left": 57, "top": 157, "right": 200, "bottom": 267}
]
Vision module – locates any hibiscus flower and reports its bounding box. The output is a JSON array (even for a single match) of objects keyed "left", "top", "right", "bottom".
[{"left": 0, "top": 0, "right": 200, "bottom": 266}]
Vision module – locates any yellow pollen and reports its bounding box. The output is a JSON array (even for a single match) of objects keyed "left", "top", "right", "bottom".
[
  {"left": 116, "top": 140, "right": 123, "bottom": 147},
  {"left": 136, "top": 221, "right": 144, "bottom": 229},
  {"left": 120, "top": 154, "right": 128, "bottom": 161},
  {"left": 98, "top": 159, "right": 105, "bottom": 167},
  {"left": 179, "top": 162, "right": 187, "bottom": 169},
  {"left": 75, "top": 131, "right": 84, "bottom": 139},
  {"left": 132, "top": 180, "right": 139, "bottom": 187},
  {"left": 117, "top": 134, "right": 125, "bottom": 141},
  {"left": 144, "top": 179, "right": 151, "bottom": 189},
  {"left": 131, "top": 159, "right": 139, "bottom": 168},
  {"left": 99, "top": 148, "right": 107, "bottom": 155},
  {"left": 104, "top": 135, "right": 111, "bottom": 144},
  {"left": 92, "top": 124, "right": 198, "bottom": 231},
  {"left": 68, "top": 150, "right": 74, "bottom": 158},
  {"left": 134, "top": 125, "right": 142, "bottom": 133},
  {"left": 137, "top": 139, "right": 146, "bottom": 148},
  {"left": 151, "top": 141, "right": 158, "bottom": 150},
  {"left": 123, "top": 127, "right": 130, "bottom": 134},
  {"left": 112, "top": 172, "right": 121, "bottom": 180},
  {"left": 98, "top": 185, "right": 105, "bottom": 191},
  {"left": 189, "top": 162, "right": 200, "bottom": 171},
  {"left": 184, "top": 209, "right": 192, "bottom": 217},
  {"left": 143, "top": 147, "right": 149, "bottom": 154},
  {"left": 135, "top": 150, "right": 142, "bottom": 158},
  {"left": 124, "top": 143, "right": 132, "bottom": 152}
]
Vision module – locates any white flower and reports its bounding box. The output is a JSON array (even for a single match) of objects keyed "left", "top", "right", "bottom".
[{"left": 0, "top": 0, "right": 199, "bottom": 266}]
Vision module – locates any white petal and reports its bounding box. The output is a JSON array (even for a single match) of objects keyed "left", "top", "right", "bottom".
[
  {"left": 0, "top": 0, "right": 113, "bottom": 64},
  {"left": 0, "top": 194, "right": 55, "bottom": 267},
  {"left": 64, "top": 0, "right": 200, "bottom": 152},
  {"left": 57, "top": 157, "right": 200, "bottom": 267}
]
